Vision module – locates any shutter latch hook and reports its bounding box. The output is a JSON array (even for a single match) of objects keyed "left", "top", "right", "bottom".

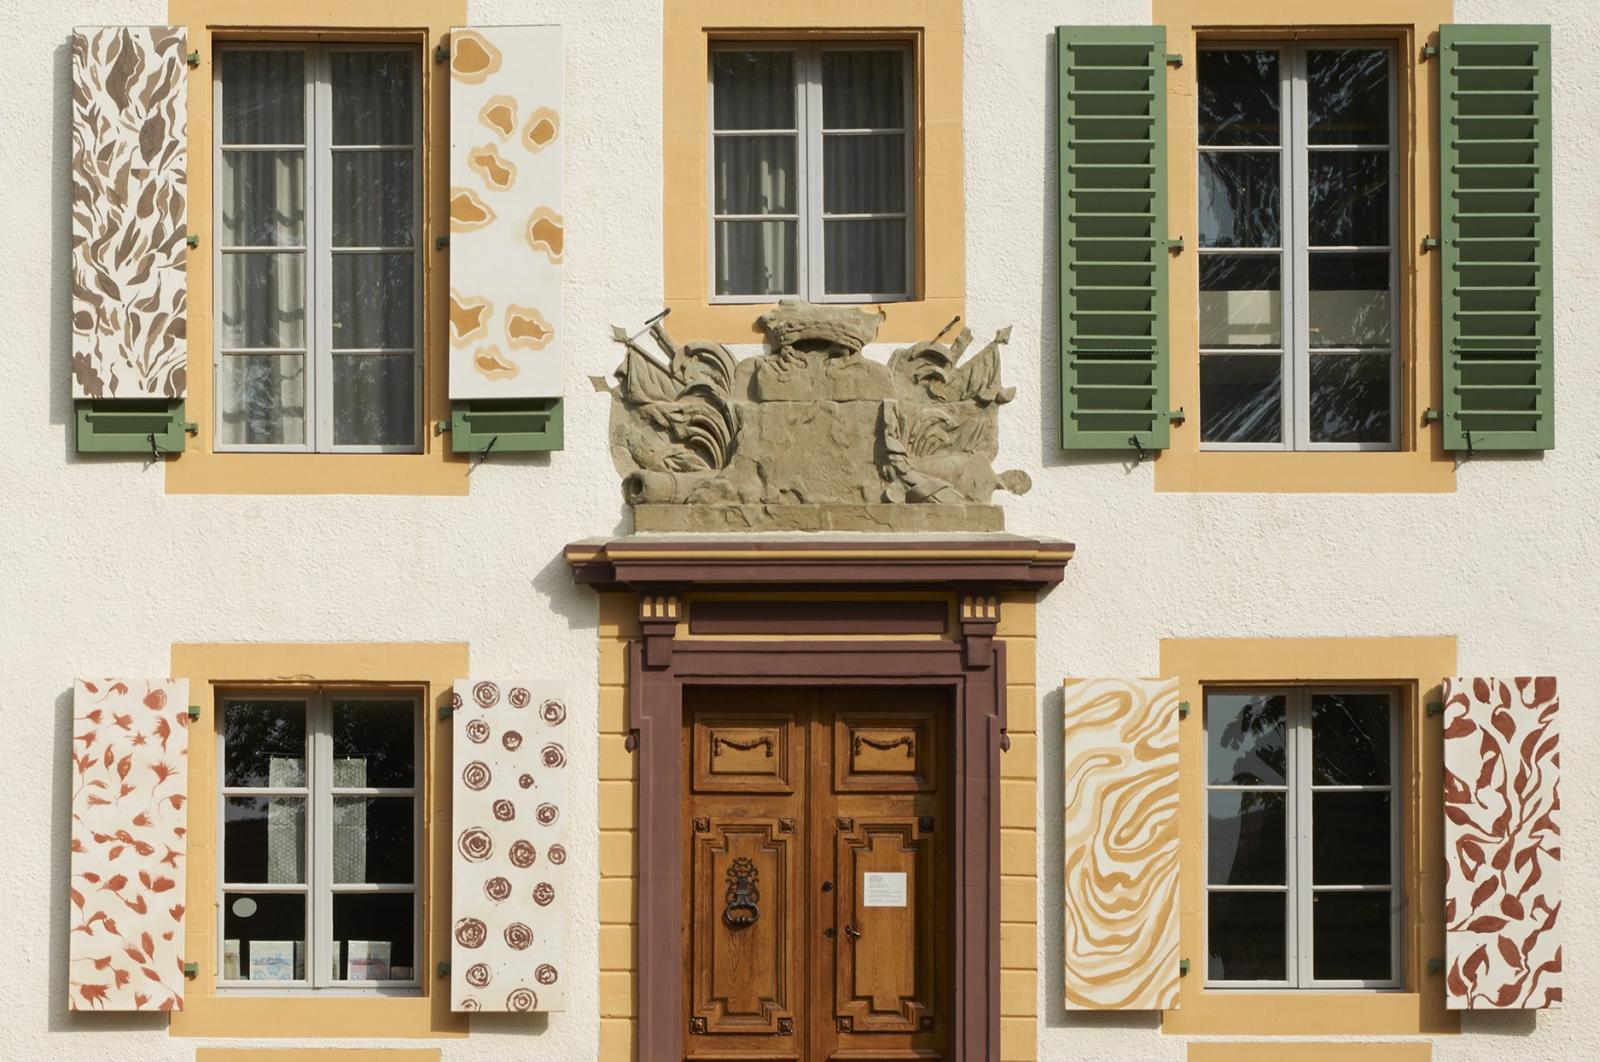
[{"left": 1129, "top": 435, "right": 1148, "bottom": 464}]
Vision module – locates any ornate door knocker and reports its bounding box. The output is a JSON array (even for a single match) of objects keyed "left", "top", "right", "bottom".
[{"left": 723, "top": 857, "right": 760, "bottom": 927}]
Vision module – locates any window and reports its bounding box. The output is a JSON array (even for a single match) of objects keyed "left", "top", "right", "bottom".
[
  {"left": 1197, "top": 45, "right": 1398, "bottom": 450},
  {"left": 709, "top": 43, "right": 912, "bottom": 302},
  {"left": 218, "top": 689, "right": 420, "bottom": 990},
  {"left": 215, "top": 45, "right": 421, "bottom": 453},
  {"left": 1204, "top": 688, "right": 1400, "bottom": 988}
]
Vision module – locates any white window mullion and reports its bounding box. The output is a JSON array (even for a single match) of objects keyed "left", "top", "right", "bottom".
[
  {"left": 312, "top": 46, "right": 333, "bottom": 453},
  {"left": 802, "top": 46, "right": 824, "bottom": 301},
  {"left": 310, "top": 691, "right": 332, "bottom": 988},
  {"left": 1293, "top": 688, "right": 1315, "bottom": 987},
  {"left": 1286, "top": 47, "right": 1310, "bottom": 451}
]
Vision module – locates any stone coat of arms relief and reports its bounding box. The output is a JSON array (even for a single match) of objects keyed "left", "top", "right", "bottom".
[{"left": 600, "top": 302, "right": 1030, "bottom": 531}]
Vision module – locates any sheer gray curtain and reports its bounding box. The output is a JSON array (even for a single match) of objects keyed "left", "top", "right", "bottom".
[
  {"left": 820, "top": 50, "right": 907, "bottom": 297},
  {"left": 219, "top": 49, "right": 307, "bottom": 446},
  {"left": 712, "top": 50, "right": 797, "bottom": 296}
]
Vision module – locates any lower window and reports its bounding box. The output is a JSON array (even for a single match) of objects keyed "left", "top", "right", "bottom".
[
  {"left": 1204, "top": 687, "right": 1401, "bottom": 988},
  {"left": 218, "top": 689, "right": 420, "bottom": 989}
]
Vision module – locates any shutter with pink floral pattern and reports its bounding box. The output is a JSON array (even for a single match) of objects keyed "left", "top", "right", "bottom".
[
  {"left": 1443, "top": 676, "right": 1560, "bottom": 1009},
  {"left": 450, "top": 680, "right": 568, "bottom": 1012},
  {"left": 68, "top": 678, "right": 189, "bottom": 1011}
]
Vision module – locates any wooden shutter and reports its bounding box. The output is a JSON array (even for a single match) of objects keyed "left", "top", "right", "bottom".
[
  {"left": 445, "top": 26, "right": 565, "bottom": 451},
  {"left": 1057, "top": 26, "right": 1172, "bottom": 451},
  {"left": 71, "top": 28, "right": 188, "bottom": 403},
  {"left": 1061, "top": 677, "right": 1180, "bottom": 1009},
  {"left": 68, "top": 679, "right": 189, "bottom": 1011},
  {"left": 1443, "top": 676, "right": 1560, "bottom": 1009},
  {"left": 450, "top": 681, "right": 569, "bottom": 1012},
  {"left": 1439, "top": 25, "right": 1553, "bottom": 451}
]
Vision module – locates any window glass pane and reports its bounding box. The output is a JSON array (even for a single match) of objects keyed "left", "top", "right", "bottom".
[
  {"left": 333, "top": 699, "right": 417, "bottom": 788},
  {"left": 331, "top": 51, "right": 415, "bottom": 145},
  {"left": 1206, "top": 693, "right": 1286, "bottom": 784},
  {"left": 714, "top": 220, "right": 796, "bottom": 296},
  {"left": 333, "top": 797, "right": 415, "bottom": 884},
  {"left": 1310, "top": 353, "right": 1391, "bottom": 444},
  {"left": 223, "top": 699, "right": 307, "bottom": 788},
  {"left": 1308, "top": 151, "right": 1389, "bottom": 246},
  {"left": 332, "top": 151, "right": 415, "bottom": 246},
  {"left": 1308, "top": 49, "right": 1390, "bottom": 145},
  {"left": 224, "top": 796, "right": 306, "bottom": 884},
  {"left": 1313, "top": 791, "right": 1392, "bottom": 885},
  {"left": 218, "top": 354, "right": 307, "bottom": 447},
  {"left": 823, "top": 134, "right": 907, "bottom": 213},
  {"left": 1312, "top": 692, "right": 1393, "bottom": 785},
  {"left": 331, "top": 253, "right": 414, "bottom": 348},
  {"left": 1200, "top": 255, "right": 1281, "bottom": 349},
  {"left": 1310, "top": 252, "right": 1391, "bottom": 349},
  {"left": 219, "top": 252, "right": 305, "bottom": 349},
  {"left": 824, "top": 218, "right": 907, "bottom": 295},
  {"left": 220, "top": 150, "right": 306, "bottom": 246},
  {"left": 712, "top": 51, "right": 795, "bottom": 129},
  {"left": 221, "top": 50, "right": 305, "bottom": 144},
  {"left": 332, "top": 893, "right": 415, "bottom": 981},
  {"left": 222, "top": 892, "right": 306, "bottom": 981},
  {"left": 821, "top": 49, "right": 905, "bottom": 129},
  {"left": 332, "top": 354, "right": 416, "bottom": 447},
  {"left": 1208, "top": 891, "right": 1286, "bottom": 980},
  {"left": 1199, "top": 153, "right": 1280, "bottom": 247},
  {"left": 713, "top": 136, "right": 797, "bottom": 214},
  {"left": 1313, "top": 891, "right": 1392, "bottom": 980},
  {"left": 1198, "top": 50, "right": 1280, "bottom": 146},
  {"left": 1207, "top": 791, "right": 1286, "bottom": 885},
  {"left": 1200, "top": 354, "right": 1282, "bottom": 443}
]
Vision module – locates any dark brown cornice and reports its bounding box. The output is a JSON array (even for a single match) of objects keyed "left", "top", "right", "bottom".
[{"left": 563, "top": 534, "right": 1075, "bottom": 593}]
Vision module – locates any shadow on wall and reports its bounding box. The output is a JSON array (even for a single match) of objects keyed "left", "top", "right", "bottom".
[
  {"left": 48, "top": 686, "right": 167, "bottom": 1033},
  {"left": 1034, "top": 32, "right": 1147, "bottom": 481},
  {"left": 1038, "top": 682, "right": 1161, "bottom": 1033}
]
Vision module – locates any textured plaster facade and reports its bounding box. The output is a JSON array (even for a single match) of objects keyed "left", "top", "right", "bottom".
[{"left": 1, "top": 1, "right": 1596, "bottom": 1061}]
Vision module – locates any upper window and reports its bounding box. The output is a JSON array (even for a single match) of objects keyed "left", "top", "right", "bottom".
[
  {"left": 1197, "top": 45, "right": 1398, "bottom": 450},
  {"left": 1204, "top": 688, "right": 1400, "bottom": 989},
  {"left": 215, "top": 45, "right": 422, "bottom": 453},
  {"left": 709, "top": 43, "right": 913, "bottom": 303},
  {"left": 219, "top": 689, "right": 420, "bottom": 990}
]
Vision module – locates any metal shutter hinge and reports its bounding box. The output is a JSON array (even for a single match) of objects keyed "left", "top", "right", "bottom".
[
  {"left": 1426, "top": 700, "right": 1445, "bottom": 717},
  {"left": 1178, "top": 700, "right": 1190, "bottom": 719},
  {"left": 435, "top": 234, "right": 450, "bottom": 250},
  {"left": 187, "top": 704, "right": 201, "bottom": 721},
  {"left": 1168, "top": 408, "right": 1187, "bottom": 424},
  {"left": 437, "top": 961, "right": 451, "bottom": 976},
  {"left": 434, "top": 419, "right": 452, "bottom": 435},
  {"left": 1422, "top": 43, "right": 1440, "bottom": 61},
  {"left": 1423, "top": 408, "right": 1442, "bottom": 423},
  {"left": 1168, "top": 235, "right": 1185, "bottom": 253},
  {"left": 186, "top": 51, "right": 200, "bottom": 68},
  {"left": 1422, "top": 236, "right": 1440, "bottom": 252},
  {"left": 183, "top": 961, "right": 198, "bottom": 977},
  {"left": 438, "top": 703, "right": 456, "bottom": 720},
  {"left": 1179, "top": 958, "right": 1191, "bottom": 976},
  {"left": 1166, "top": 53, "right": 1184, "bottom": 67},
  {"left": 1428, "top": 957, "right": 1445, "bottom": 974},
  {"left": 435, "top": 43, "right": 450, "bottom": 64},
  {"left": 186, "top": 234, "right": 199, "bottom": 249}
]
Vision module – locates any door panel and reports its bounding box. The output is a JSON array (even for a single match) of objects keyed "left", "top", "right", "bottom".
[{"left": 684, "top": 687, "right": 949, "bottom": 1062}]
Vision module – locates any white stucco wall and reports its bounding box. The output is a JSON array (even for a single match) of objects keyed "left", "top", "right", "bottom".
[{"left": 0, "top": 0, "right": 1593, "bottom": 1059}]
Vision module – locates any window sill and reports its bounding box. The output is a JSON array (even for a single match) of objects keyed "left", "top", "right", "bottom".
[
  {"left": 171, "top": 977, "right": 465, "bottom": 1038},
  {"left": 165, "top": 447, "right": 469, "bottom": 496},
  {"left": 1162, "top": 988, "right": 1455, "bottom": 1036},
  {"left": 1153, "top": 446, "right": 1455, "bottom": 494},
  {"left": 663, "top": 295, "right": 964, "bottom": 345}
]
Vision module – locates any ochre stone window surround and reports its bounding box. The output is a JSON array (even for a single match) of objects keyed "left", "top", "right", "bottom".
[
  {"left": 165, "top": 0, "right": 468, "bottom": 496},
  {"left": 1159, "top": 636, "right": 1459, "bottom": 1038},
  {"left": 664, "top": 0, "right": 963, "bottom": 343},
  {"left": 170, "top": 642, "right": 467, "bottom": 1039},
  {"left": 1153, "top": 0, "right": 1456, "bottom": 493}
]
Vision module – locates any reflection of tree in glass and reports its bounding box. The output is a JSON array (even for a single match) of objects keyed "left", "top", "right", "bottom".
[
  {"left": 1308, "top": 50, "right": 1388, "bottom": 145},
  {"left": 1311, "top": 693, "right": 1388, "bottom": 785},
  {"left": 225, "top": 702, "right": 306, "bottom": 787},
  {"left": 1199, "top": 50, "right": 1279, "bottom": 145},
  {"left": 1217, "top": 694, "right": 1285, "bottom": 787}
]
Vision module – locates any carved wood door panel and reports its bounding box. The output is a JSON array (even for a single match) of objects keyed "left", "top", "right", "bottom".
[{"left": 683, "top": 687, "right": 951, "bottom": 1062}]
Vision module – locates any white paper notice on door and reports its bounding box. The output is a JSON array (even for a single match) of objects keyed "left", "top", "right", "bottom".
[{"left": 862, "top": 872, "right": 908, "bottom": 908}]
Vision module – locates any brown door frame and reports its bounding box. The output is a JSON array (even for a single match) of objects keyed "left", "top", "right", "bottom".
[{"left": 630, "top": 637, "right": 1007, "bottom": 1062}]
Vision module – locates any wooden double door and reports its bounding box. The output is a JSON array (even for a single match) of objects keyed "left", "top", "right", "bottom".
[{"left": 681, "top": 686, "right": 952, "bottom": 1061}]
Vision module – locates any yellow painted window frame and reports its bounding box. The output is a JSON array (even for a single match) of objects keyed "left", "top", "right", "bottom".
[
  {"left": 1152, "top": 0, "right": 1456, "bottom": 493},
  {"left": 1159, "top": 635, "right": 1459, "bottom": 1037},
  {"left": 169, "top": 642, "right": 468, "bottom": 1039},
  {"left": 164, "top": 0, "right": 469, "bottom": 496},
  {"left": 663, "top": 0, "right": 963, "bottom": 343}
]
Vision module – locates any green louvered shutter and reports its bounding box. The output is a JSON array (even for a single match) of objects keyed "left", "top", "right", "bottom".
[
  {"left": 1057, "top": 26, "right": 1171, "bottom": 451},
  {"left": 1440, "top": 25, "right": 1553, "bottom": 451}
]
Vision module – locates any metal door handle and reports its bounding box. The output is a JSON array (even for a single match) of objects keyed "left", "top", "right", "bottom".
[{"left": 843, "top": 924, "right": 861, "bottom": 941}]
